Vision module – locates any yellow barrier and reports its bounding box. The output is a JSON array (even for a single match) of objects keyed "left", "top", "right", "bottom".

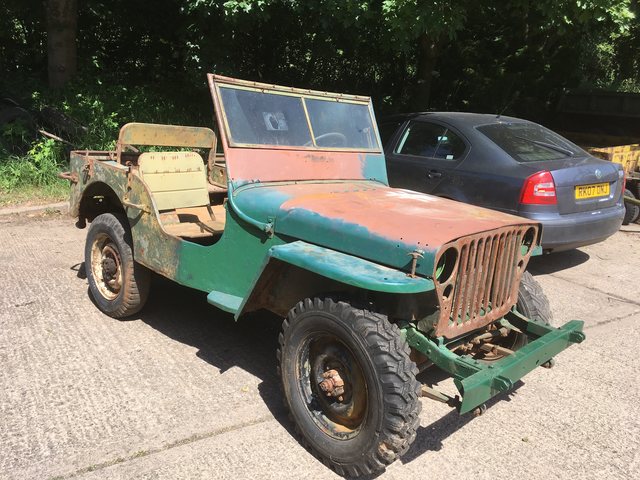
[{"left": 587, "top": 144, "right": 640, "bottom": 175}]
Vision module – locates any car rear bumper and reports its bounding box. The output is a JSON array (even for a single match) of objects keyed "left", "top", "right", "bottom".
[{"left": 521, "top": 204, "right": 624, "bottom": 252}]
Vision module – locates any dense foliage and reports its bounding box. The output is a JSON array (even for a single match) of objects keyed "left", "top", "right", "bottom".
[{"left": 0, "top": 0, "right": 638, "bottom": 202}]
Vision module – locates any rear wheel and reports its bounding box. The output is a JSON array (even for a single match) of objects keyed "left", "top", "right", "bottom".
[
  {"left": 623, "top": 188, "right": 639, "bottom": 225},
  {"left": 85, "top": 213, "right": 150, "bottom": 318},
  {"left": 278, "top": 298, "right": 421, "bottom": 477}
]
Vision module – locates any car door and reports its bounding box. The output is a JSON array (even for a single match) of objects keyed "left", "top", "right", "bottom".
[{"left": 385, "top": 120, "right": 468, "bottom": 195}]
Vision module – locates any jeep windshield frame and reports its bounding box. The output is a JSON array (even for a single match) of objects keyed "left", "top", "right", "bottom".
[{"left": 210, "top": 76, "right": 382, "bottom": 153}]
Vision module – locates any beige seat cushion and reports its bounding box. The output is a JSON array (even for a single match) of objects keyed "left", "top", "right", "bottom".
[
  {"left": 138, "top": 151, "right": 225, "bottom": 238},
  {"left": 138, "top": 151, "right": 209, "bottom": 211}
]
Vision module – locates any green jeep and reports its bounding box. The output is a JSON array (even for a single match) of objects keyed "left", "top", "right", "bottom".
[{"left": 62, "top": 75, "right": 585, "bottom": 476}]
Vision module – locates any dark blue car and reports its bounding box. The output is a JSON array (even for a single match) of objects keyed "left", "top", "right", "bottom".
[{"left": 379, "top": 112, "right": 625, "bottom": 252}]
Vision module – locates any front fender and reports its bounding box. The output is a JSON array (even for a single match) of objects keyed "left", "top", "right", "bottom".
[
  {"left": 228, "top": 240, "right": 436, "bottom": 319},
  {"left": 269, "top": 241, "right": 434, "bottom": 294}
]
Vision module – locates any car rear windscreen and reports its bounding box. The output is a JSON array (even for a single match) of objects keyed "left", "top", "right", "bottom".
[{"left": 477, "top": 122, "right": 586, "bottom": 162}]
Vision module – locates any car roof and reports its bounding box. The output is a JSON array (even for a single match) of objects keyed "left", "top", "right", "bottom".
[{"left": 379, "top": 112, "right": 529, "bottom": 128}]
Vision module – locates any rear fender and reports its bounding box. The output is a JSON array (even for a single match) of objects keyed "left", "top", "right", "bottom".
[{"left": 70, "top": 155, "right": 181, "bottom": 279}]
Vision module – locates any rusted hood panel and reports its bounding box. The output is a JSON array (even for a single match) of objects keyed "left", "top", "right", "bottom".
[{"left": 234, "top": 181, "right": 538, "bottom": 277}]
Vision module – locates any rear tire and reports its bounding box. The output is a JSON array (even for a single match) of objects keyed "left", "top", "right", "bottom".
[
  {"left": 85, "top": 213, "right": 150, "bottom": 318},
  {"left": 278, "top": 298, "right": 421, "bottom": 477},
  {"left": 623, "top": 189, "right": 639, "bottom": 225}
]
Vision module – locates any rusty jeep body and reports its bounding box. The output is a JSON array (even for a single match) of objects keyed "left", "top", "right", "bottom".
[{"left": 62, "top": 75, "right": 585, "bottom": 477}]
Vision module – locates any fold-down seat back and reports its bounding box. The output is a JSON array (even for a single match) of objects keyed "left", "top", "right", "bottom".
[
  {"left": 138, "top": 151, "right": 224, "bottom": 238},
  {"left": 138, "top": 151, "right": 209, "bottom": 211}
]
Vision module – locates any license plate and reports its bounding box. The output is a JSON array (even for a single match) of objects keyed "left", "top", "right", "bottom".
[{"left": 575, "top": 182, "right": 610, "bottom": 200}]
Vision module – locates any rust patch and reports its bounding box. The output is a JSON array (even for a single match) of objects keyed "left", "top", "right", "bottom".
[
  {"left": 225, "top": 148, "right": 367, "bottom": 184},
  {"left": 318, "top": 369, "right": 345, "bottom": 401},
  {"left": 276, "top": 183, "right": 537, "bottom": 248},
  {"left": 433, "top": 225, "right": 538, "bottom": 339}
]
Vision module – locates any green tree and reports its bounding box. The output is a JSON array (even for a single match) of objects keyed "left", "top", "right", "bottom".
[{"left": 46, "top": 0, "right": 78, "bottom": 88}]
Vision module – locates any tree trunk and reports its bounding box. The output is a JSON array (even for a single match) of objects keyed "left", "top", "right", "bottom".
[
  {"left": 415, "top": 33, "right": 439, "bottom": 110},
  {"left": 46, "top": 0, "right": 77, "bottom": 89}
]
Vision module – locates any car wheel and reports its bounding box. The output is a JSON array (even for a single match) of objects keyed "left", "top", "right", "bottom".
[
  {"left": 85, "top": 213, "right": 150, "bottom": 318},
  {"left": 278, "top": 297, "right": 421, "bottom": 476},
  {"left": 623, "top": 189, "right": 639, "bottom": 225}
]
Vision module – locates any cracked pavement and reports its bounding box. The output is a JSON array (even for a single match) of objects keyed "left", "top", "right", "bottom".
[{"left": 1, "top": 213, "right": 638, "bottom": 480}]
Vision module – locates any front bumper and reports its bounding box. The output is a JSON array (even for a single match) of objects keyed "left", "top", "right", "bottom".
[{"left": 403, "top": 311, "right": 585, "bottom": 414}]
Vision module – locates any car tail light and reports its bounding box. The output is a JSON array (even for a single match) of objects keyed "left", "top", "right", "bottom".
[{"left": 520, "top": 170, "right": 557, "bottom": 205}]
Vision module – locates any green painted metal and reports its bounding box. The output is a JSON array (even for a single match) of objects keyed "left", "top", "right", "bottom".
[
  {"left": 232, "top": 182, "right": 441, "bottom": 278},
  {"left": 207, "top": 290, "right": 243, "bottom": 313},
  {"left": 174, "top": 207, "right": 285, "bottom": 297},
  {"left": 624, "top": 195, "right": 640, "bottom": 207},
  {"left": 269, "top": 241, "right": 435, "bottom": 294},
  {"left": 402, "top": 312, "right": 585, "bottom": 414},
  {"left": 226, "top": 186, "right": 275, "bottom": 235}
]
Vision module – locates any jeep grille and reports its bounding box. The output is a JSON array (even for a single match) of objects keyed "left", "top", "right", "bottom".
[{"left": 433, "top": 225, "right": 538, "bottom": 339}]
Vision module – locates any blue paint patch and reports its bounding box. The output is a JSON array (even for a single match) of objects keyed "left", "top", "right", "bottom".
[{"left": 361, "top": 153, "right": 389, "bottom": 185}]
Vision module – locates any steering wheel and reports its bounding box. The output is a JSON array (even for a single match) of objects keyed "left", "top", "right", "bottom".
[{"left": 305, "top": 132, "right": 348, "bottom": 147}]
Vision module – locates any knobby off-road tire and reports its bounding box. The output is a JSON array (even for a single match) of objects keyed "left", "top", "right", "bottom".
[
  {"left": 85, "top": 213, "right": 150, "bottom": 318},
  {"left": 484, "top": 271, "right": 553, "bottom": 359},
  {"left": 502, "top": 270, "right": 554, "bottom": 352},
  {"left": 278, "top": 298, "right": 421, "bottom": 477},
  {"left": 517, "top": 270, "right": 553, "bottom": 325}
]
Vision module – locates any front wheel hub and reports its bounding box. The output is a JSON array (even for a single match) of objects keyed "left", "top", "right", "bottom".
[{"left": 318, "top": 369, "right": 345, "bottom": 401}]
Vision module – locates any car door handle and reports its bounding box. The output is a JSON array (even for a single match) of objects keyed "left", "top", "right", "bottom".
[{"left": 427, "top": 170, "right": 442, "bottom": 179}]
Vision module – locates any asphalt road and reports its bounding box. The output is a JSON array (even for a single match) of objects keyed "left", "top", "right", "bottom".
[{"left": 1, "top": 212, "right": 638, "bottom": 480}]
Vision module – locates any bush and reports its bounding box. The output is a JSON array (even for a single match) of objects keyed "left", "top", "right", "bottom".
[
  {"left": 0, "top": 74, "right": 209, "bottom": 204},
  {"left": 0, "top": 139, "right": 65, "bottom": 190}
]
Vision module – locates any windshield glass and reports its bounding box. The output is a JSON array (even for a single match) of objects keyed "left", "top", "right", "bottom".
[
  {"left": 218, "top": 85, "right": 379, "bottom": 150},
  {"left": 477, "top": 122, "right": 586, "bottom": 162},
  {"left": 219, "top": 87, "right": 312, "bottom": 146},
  {"left": 305, "top": 99, "right": 377, "bottom": 149}
]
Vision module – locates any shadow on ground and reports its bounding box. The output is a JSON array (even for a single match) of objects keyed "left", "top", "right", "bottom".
[
  {"left": 401, "top": 373, "right": 524, "bottom": 465},
  {"left": 139, "top": 274, "right": 285, "bottom": 408},
  {"left": 528, "top": 249, "right": 590, "bottom": 275},
  {"left": 73, "top": 265, "right": 524, "bottom": 478}
]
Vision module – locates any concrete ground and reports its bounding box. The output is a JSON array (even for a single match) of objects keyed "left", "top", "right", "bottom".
[{"left": 1, "top": 212, "right": 638, "bottom": 480}]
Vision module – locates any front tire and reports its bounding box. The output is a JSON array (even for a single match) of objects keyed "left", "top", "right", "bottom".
[
  {"left": 516, "top": 270, "right": 553, "bottom": 325},
  {"left": 278, "top": 298, "right": 421, "bottom": 477},
  {"left": 481, "top": 271, "right": 552, "bottom": 360},
  {"left": 85, "top": 213, "right": 150, "bottom": 318}
]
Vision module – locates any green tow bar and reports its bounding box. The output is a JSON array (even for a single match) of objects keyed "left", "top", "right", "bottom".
[
  {"left": 624, "top": 195, "right": 640, "bottom": 207},
  {"left": 402, "top": 312, "right": 585, "bottom": 414}
]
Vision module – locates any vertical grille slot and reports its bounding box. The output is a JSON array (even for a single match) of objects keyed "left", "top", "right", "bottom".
[{"left": 433, "top": 225, "right": 538, "bottom": 339}]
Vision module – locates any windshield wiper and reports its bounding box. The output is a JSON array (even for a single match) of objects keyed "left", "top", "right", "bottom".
[{"left": 514, "top": 136, "right": 574, "bottom": 156}]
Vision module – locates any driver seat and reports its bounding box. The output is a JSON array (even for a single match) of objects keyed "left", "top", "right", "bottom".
[{"left": 138, "top": 151, "right": 225, "bottom": 238}]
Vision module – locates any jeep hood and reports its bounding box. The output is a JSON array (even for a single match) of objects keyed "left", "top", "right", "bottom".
[{"left": 233, "top": 181, "right": 538, "bottom": 277}]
